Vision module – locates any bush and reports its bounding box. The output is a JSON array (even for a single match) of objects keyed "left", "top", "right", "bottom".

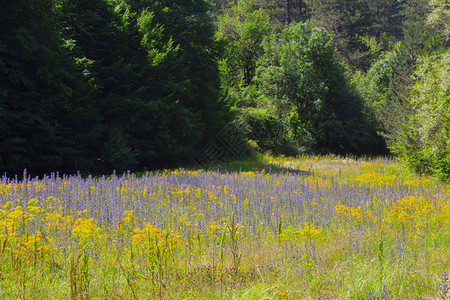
[{"left": 395, "top": 51, "right": 450, "bottom": 181}]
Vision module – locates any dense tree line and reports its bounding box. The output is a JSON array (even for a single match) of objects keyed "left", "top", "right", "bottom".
[
  {"left": 1, "top": 0, "right": 449, "bottom": 179},
  {"left": 1, "top": 0, "right": 228, "bottom": 175}
]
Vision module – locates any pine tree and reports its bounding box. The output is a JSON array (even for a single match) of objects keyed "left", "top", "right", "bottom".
[
  {"left": 0, "top": 0, "right": 100, "bottom": 175},
  {"left": 306, "top": 0, "right": 404, "bottom": 70}
]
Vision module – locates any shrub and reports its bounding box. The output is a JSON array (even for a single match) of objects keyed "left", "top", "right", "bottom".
[{"left": 395, "top": 51, "right": 450, "bottom": 181}]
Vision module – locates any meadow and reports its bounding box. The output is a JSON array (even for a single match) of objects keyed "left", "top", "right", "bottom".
[{"left": 0, "top": 154, "right": 449, "bottom": 299}]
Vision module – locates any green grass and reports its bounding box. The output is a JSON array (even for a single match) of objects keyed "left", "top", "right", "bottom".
[{"left": 0, "top": 154, "right": 448, "bottom": 299}]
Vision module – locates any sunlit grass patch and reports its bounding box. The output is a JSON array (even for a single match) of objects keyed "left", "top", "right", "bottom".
[{"left": 0, "top": 155, "right": 448, "bottom": 299}]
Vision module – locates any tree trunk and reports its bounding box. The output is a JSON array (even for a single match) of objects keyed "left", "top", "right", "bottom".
[{"left": 285, "top": 0, "right": 291, "bottom": 24}]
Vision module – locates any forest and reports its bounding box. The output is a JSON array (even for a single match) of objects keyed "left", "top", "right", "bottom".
[
  {"left": 1, "top": 0, "right": 449, "bottom": 179},
  {"left": 0, "top": 2, "right": 450, "bottom": 299}
]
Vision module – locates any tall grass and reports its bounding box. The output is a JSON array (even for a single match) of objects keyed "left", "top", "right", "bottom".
[{"left": 0, "top": 155, "right": 448, "bottom": 299}]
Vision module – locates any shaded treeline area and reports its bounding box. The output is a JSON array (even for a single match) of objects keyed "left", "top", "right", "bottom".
[
  {"left": 1, "top": 0, "right": 449, "bottom": 179},
  {"left": 1, "top": 0, "right": 227, "bottom": 175}
]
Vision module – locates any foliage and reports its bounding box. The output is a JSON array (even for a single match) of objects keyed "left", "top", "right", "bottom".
[
  {"left": 1, "top": 0, "right": 231, "bottom": 175},
  {"left": 356, "top": 6, "right": 449, "bottom": 178},
  {"left": 256, "top": 22, "right": 383, "bottom": 154},
  {"left": 254, "top": 0, "right": 311, "bottom": 32},
  {"left": 217, "top": 0, "right": 272, "bottom": 88},
  {"left": 237, "top": 105, "right": 303, "bottom": 155},
  {"left": 360, "top": 24, "right": 445, "bottom": 147},
  {"left": 395, "top": 51, "right": 450, "bottom": 181},
  {"left": 357, "top": 0, "right": 449, "bottom": 177},
  {"left": 426, "top": 0, "right": 450, "bottom": 41},
  {"left": 0, "top": 0, "right": 100, "bottom": 175},
  {"left": 305, "top": 0, "right": 404, "bottom": 70},
  {"left": 0, "top": 0, "right": 448, "bottom": 177},
  {"left": 358, "top": 48, "right": 398, "bottom": 129}
]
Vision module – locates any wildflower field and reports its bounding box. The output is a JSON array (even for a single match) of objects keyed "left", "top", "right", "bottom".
[{"left": 0, "top": 155, "right": 449, "bottom": 299}]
